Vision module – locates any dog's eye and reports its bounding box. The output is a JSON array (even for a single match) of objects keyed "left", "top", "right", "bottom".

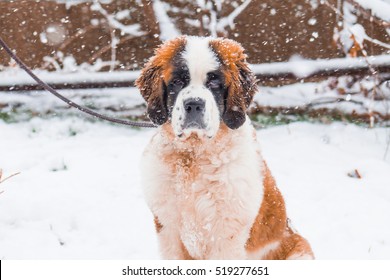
[
  {"left": 206, "top": 73, "right": 221, "bottom": 89},
  {"left": 171, "top": 78, "right": 184, "bottom": 88},
  {"left": 206, "top": 74, "right": 221, "bottom": 89},
  {"left": 207, "top": 80, "right": 220, "bottom": 89},
  {"left": 208, "top": 73, "right": 218, "bottom": 80}
]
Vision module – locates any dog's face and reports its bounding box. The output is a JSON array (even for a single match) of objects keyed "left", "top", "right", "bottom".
[{"left": 136, "top": 36, "right": 257, "bottom": 139}]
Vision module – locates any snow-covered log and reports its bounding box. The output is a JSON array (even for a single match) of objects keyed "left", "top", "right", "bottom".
[{"left": 1, "top": 55, "right": 389, "bottom": 91}]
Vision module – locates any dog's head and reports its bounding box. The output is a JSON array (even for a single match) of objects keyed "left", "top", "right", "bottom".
[{"left": 135, "top": 36, "right": 257, "bottom": 139}]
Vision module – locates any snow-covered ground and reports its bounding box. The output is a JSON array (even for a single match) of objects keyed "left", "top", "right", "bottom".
[{"left": 0, "top": 117, "right": 389, "bottom": 259}]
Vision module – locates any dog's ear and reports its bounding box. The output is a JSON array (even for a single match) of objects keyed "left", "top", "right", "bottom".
[
  {"left": 135, "top": 63, "right": 168, "bottom": 125},
  {"left": 223, "top": 62, "right": 257, "bottom": 129},
  {"left": 136, "top": 36, "right": 187, "bottom": 126},
  {"left": 209, "top": 38, "right": 258, "bottom": 129}
]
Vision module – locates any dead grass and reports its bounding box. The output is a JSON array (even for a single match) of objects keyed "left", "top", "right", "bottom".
[{"left": 0, "top": 169, "right": 20, "bottom": 194}]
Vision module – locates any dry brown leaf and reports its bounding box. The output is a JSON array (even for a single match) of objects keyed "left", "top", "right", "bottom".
[{"left": 347, "top": 169, "right": 362, "bottom": 179}]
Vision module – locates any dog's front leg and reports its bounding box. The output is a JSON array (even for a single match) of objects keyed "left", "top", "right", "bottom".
[{"left": 154, "top": 216, "right": 193, "bottom": 260}]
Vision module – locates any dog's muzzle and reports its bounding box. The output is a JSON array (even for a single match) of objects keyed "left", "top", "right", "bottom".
[
  {"left": 172, "top": 85, "right": 220, "bottom": 139},
  {"left": 182, "top": 98, "right": 206, "bottom": 129}
]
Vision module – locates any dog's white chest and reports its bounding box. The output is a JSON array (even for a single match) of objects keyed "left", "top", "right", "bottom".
[
  {"left": 172, "top": 153, "right": 261, "bottom": 259},
  {"left": 141, "top": 121, "right": 264, "bottom": 259},
  {"left": 175, "top": 149, "right": 263, "bottom": 259}
]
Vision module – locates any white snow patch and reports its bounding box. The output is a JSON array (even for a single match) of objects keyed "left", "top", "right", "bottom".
[{"left": 0, "top": 118, "right": 158, "bottom": 259}]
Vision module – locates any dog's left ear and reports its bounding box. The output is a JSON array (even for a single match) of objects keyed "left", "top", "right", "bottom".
[
  {"left": 224, "top": 62, "right": 257, "bottom": 129},
  {"left": 210, "top": 38, "right": 258, "bottom": 129},
  {"left": 135, "top": 63, "right": 168, "bottom": 125}
]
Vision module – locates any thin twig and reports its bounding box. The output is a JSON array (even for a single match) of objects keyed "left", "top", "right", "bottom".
[
  {"left": 305, "top": 97, "right": 365, "bottom": 108},
  {"left": 59, "top": 25, "right": 99, "bottom": 52},
  {"left": 88, "top": 35, "right": 134, "bottom": 64},
  {"left": 384, "top": 130, "right": 390, "bottom": 160},
  {"left": 41, "top": 25, "right": 99, "bottom": 70},
  {"left": 0, "top": 171, "right": 20, "bottom": 184}
]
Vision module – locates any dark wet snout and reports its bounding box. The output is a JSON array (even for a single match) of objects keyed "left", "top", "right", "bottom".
[
  {"left": 184, "top": 98, "right": 205, "bottom": 115},
  {"left": 183, "top": 98, "right": 206, "bottom": 129}
]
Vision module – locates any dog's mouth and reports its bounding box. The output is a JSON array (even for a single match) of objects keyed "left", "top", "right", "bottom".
[
  {"left": 177, "top": 126, "right": 213, "bottom": 139},
  {"left": 176, "top": 119, "right": 219, "bottom": 139}
]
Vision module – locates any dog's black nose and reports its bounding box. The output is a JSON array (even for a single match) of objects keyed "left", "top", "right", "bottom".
[
  {"left": 184, "top": 99, "right": 205, "bottom": 115},
  {"left": 183, "top": 98, "right": 206, "bottom": 129}
]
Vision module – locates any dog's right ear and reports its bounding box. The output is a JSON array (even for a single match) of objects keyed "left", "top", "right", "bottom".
[
  {"left": 136, "top": 36, "right": 187, "bottom": 126},
  {"left": 135, "top": 63, "right": 168, "bottom": 125}
]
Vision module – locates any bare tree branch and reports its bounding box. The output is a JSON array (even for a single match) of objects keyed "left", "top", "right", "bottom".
[{"left": 345, "top": 0, "right": 390, "bottom": 28}]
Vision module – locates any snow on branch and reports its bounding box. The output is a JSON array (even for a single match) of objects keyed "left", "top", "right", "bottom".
[
  {"left": 90, "top": 1, "right": 145, "bottom": 37},
  {"left": 348, "top": 24, "right": 390, "bottom": 50},
  {"left": 152, "top": 0, "right": 180, "bottom": 41},
  {"left": 90, "top": 1, "right": 146, "bottom": 71},
  {"left": 251, "top": 54, "right": 390, "bottom": 78},
  {"left": 1, "top": 55, "right": 389, "bottom": 91},
  {"left": 351, "top": 0, "right": 390, "bottom": 24},
  {"left": 193, "top": 0, "right": 253, "bottom": 37},
  {"left": 216, "top": 0, "right": 252, "bottom": 34},
  {"left": 322, "top": 0, "right": 390, "bottom": 56},
  {"left": 332, "top": 0, "right": 390, "bottom": 28}
]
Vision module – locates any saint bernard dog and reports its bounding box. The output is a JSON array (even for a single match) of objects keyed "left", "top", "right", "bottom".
[{"left": 135, "top": 36, "right": 314, "bottom": 260}]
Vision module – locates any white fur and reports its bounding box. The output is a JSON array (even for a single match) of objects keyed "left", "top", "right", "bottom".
[
  {"left": 183, "top": 37, "right": 219, "bottom": 84},
  {"left": 171, "top": 37, "right": 221, "bottom": 138},
  {"left": 247, "top": 241, "right": 280, "bottom": 260},
  {"left": 141, "top": 118, "right": 265, "bottom": 259},
  {"left": 287, "top": 253, "right": 315, "bottom": 260}
]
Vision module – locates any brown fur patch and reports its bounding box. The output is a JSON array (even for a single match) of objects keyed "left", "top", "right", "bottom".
[
  {"left": 209, "top": 38, "right": 258, "bottom": 129},
  {"left": 159, "top": 122, "right": 232, "bottom": 187},
  {"left": 154, "top": 216, "right": 163, "bottom": 233},
  {"left": 263, "top": 233, "right": 314, "bottom": 260},
  {"left": 135, "top": 36, "right": 186, "bottom": 124},
  {"left": 180, "top": 240, "right": 194, "bottom": 260},
  {"left": 246, "top": 162, "right": 287, "bottom": 251},
  {"left": 209, "top": 38, "right": 257, "bottom": 108},
  {"left": 135, "top": 36, "right": 186, "bottom": 101},
  {"left": 246, "top": 161, "right": 314, "bottom": 259}
]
